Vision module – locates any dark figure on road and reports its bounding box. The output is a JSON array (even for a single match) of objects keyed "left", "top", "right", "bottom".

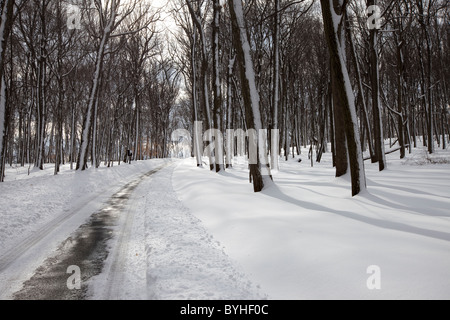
[{"left": 127, "top": 149, "right": 133, "bottom": 164}]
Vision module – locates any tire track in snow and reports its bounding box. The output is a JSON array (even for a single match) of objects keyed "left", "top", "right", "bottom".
[
  {"left": 91, "top": 165, "right": 167, "bottom": 299},
  {"left": 10, "top": 164, "right": 168, "bottom": 300},
  {"left": 0, "top": 190, "right": 110, "bottom": 273}
]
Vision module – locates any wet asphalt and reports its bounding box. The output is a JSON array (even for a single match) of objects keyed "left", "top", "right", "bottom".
[{"left": 13, "top": 166, "right": 164, "bottom": 300}]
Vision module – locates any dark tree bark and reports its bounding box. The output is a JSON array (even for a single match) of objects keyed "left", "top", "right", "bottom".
[
  {"left": 320, "top": 0, "right": 366, "bottom": 196},
  {"left": 416, "top": 0, "right": 434, "bottom": 154},
  {"left": 228, "top": 0, "right": 272, "bottom": 192},
  {"left": 367, "top": 0, "right": 386, "bottom": 171},
  {"left": 186, "top": 0, "right": 214, "bottom": 169},
  {"left": 212, "top": 0, "right": 224, "bottom": 172},
  {"left": 346, "top": 14, "right": 375, "bottom": 162},
  {"left": 0, "top": 0, "right": 15, "bottom": 182}
]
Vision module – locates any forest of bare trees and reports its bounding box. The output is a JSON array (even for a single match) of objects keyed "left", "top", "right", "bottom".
[
  {"left": 171, "top": 0, "right": 448, "bottom": 195},
  {"left": 0, "top": 0, "right": 182, "bottom": 182},
  {"left": 0, "top": 0, "right": 448, "bottom": 196}
]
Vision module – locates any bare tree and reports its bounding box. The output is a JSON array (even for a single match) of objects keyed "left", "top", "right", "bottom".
[
  {"left": 367, "top": 0, "right": 386, "bottom": 171},
  {"left": 228, "top": 0, "right": 272, "bottom": 192},
  {"left": 77, "top": 0, "right": 152, "bottom": 170},
  {"left": 0, "top": 0, "right": 15, "bottom": 182},
  {"left": 320, "top": 0, "right": 366, "bottom": 196},
  {"left": 212, "top": 0, "right": 224, "bottom": 172},
  {"left": 186, "top": 0, "right": 214, "bottom": 169}
]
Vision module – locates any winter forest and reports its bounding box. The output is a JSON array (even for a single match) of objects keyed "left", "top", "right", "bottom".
[
  {"left": 0, "top": 0, "right": 449, "bottom": 301},
  {"left": 0, "top": 0, "right": 447, "bottom": 192}
]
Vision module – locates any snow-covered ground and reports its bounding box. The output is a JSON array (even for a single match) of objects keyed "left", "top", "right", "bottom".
[
  {"left": 173, "top": 145, "right": 450, "bottom": 300},
  {"left": 0, "top": 144, "right": 449, "bottom": 300}
]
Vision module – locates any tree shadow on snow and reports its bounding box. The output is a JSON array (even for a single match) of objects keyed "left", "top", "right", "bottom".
[{"left": 261, "top": 183, "right": 450, "bottom": 243}]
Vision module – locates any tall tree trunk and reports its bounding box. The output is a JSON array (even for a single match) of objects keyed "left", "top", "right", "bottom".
[
  {"left": 186, "top": 0, "right": 213, "bottom": 169},
  {"left": 416, "top": 0, "right": 434, "bottom": 154},
  {"left": 271, "top": 0, "right": 280, "bottom": 169},
  {"left": 367, "top": 0, "right": 386, "bottom": 171},
  {"left": 191, "top": 28, "right": 202, "bottom": 167},
  {"left": 226, "top": 52, "right": 235, "bottom": 168},
  {"left": 134, "top": 99, "right": 139, "bottom": 161},
  {"left": 212, "top": 0, "right": 224, "bottom": 172},
  {"left": 331, "top": 61, "right": 348, "bottom": 177},
  {"left": 0, "top": 75, "right": 7, "bottom": 182},
  {"left": 77, "top": 8, "right": 116, "bottom": 171},
  {"left": 346, "top": 15, "right": 375, "bottom": 162},
  {"left": 91, "top": 88, "right": 100, "bottom": 167},
  {"left": 329, "top": 80, "right": 336, "bottom": 168},
  {"left": 228, "top": 0, "right": 272, "bottom": 192},
  {"left": 0, "top": 0, "right": 14, "bottom": 182},
  {"left": 320, "top": 0, "right": 366, "bottom": 196},
  {"left": 396, "top": 36, "right": 406, "bottom": 159},
  {"left": 34, "top": 1, "right": 49, "bottom": 171},
  {"left": 70, "top": 99, "right": 76, "bottom": 170}
]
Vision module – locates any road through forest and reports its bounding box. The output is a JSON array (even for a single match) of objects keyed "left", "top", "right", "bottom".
[
  {"left": 0, "top": 164, "right": 168, "bottom": 300},
  {"left": 0, "top": 160, "right": 261, "bottom": 300}
]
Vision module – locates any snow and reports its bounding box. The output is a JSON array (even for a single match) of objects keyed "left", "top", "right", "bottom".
[
  {"left": 0, "top": 159, "right": 264, "bottom": 300},
  {"left": 0, "top": 160, "right": 163, "bottom": 254},
  {"left": 140, "top": 165, "right": 262, "bottom": 299},
  {"left": 172, "top": 145, "right": 450, "bottom": 299},
  {"left": 0, "top": 160, "right": 170, "bottom": 299},
  {"left": 330, "top": 0, "right": 341, "bottom": 34},
  {"left": 1, "top": 144, "right": 450, "bottom": 300}
]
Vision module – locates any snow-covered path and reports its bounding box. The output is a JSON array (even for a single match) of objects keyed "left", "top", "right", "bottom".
[
  {"left": 89, "top": 162, "right": 263, "bottom": 300},
  {"left": 0, "top": 162, "right": 168, "bottom": 299},
  {"left": 0, "top": 160, "right": 262, "bottom": 300}
]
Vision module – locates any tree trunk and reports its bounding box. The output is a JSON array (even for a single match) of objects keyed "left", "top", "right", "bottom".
[
  {"left": 226, "top": 53, "right": 235, "bottom": 168},
  {"left": 396, "top": 39, "right": 406, "bottom": 159},
  {"left": 346, "top": 16, "right": 375, "bottom": 162},
  {"left": 191, "top": 28, "right": 202, "bottom": 167},
  {"left": 320, "top": 0, "right": 366, "bottom": 196},
  {"left": 417, "top": 0, "right": 434, "bottom": 154},
  {"left": 0, "top": 0, "right": 15, "bottom": 182},
  {"left": 228, "top": 0, "right": 272, "bottom": 192},
  {"left": 186, "top": 0, "right": 213, "bottom": 169},
  {"left": 212, "top": 0, "right": 224, "bottom": 172},
  {"left": 367, "top": 0, "right": 386, "bottom": 171},
  {"left": 331, "top": 62, "right": 348, "bottom": 177},
  {"left": 271, "top": 0, "right": 280, "bottom": 169},
  {"left": 34, "top": 1, "right": 49, "bottom": 171},
  {"left": 77, "top": 9, "right": 116, "bottom": 171}
]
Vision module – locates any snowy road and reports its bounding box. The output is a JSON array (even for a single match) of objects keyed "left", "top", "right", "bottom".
[
  {"left": 0, "top": 164, "right": 167, "bottom": 299},
  {"left": 89, "top": 161, "right": 263, "bottom": 300},
  {"left": 0, "top": 160, "right": 262, "bottom": 300}
]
